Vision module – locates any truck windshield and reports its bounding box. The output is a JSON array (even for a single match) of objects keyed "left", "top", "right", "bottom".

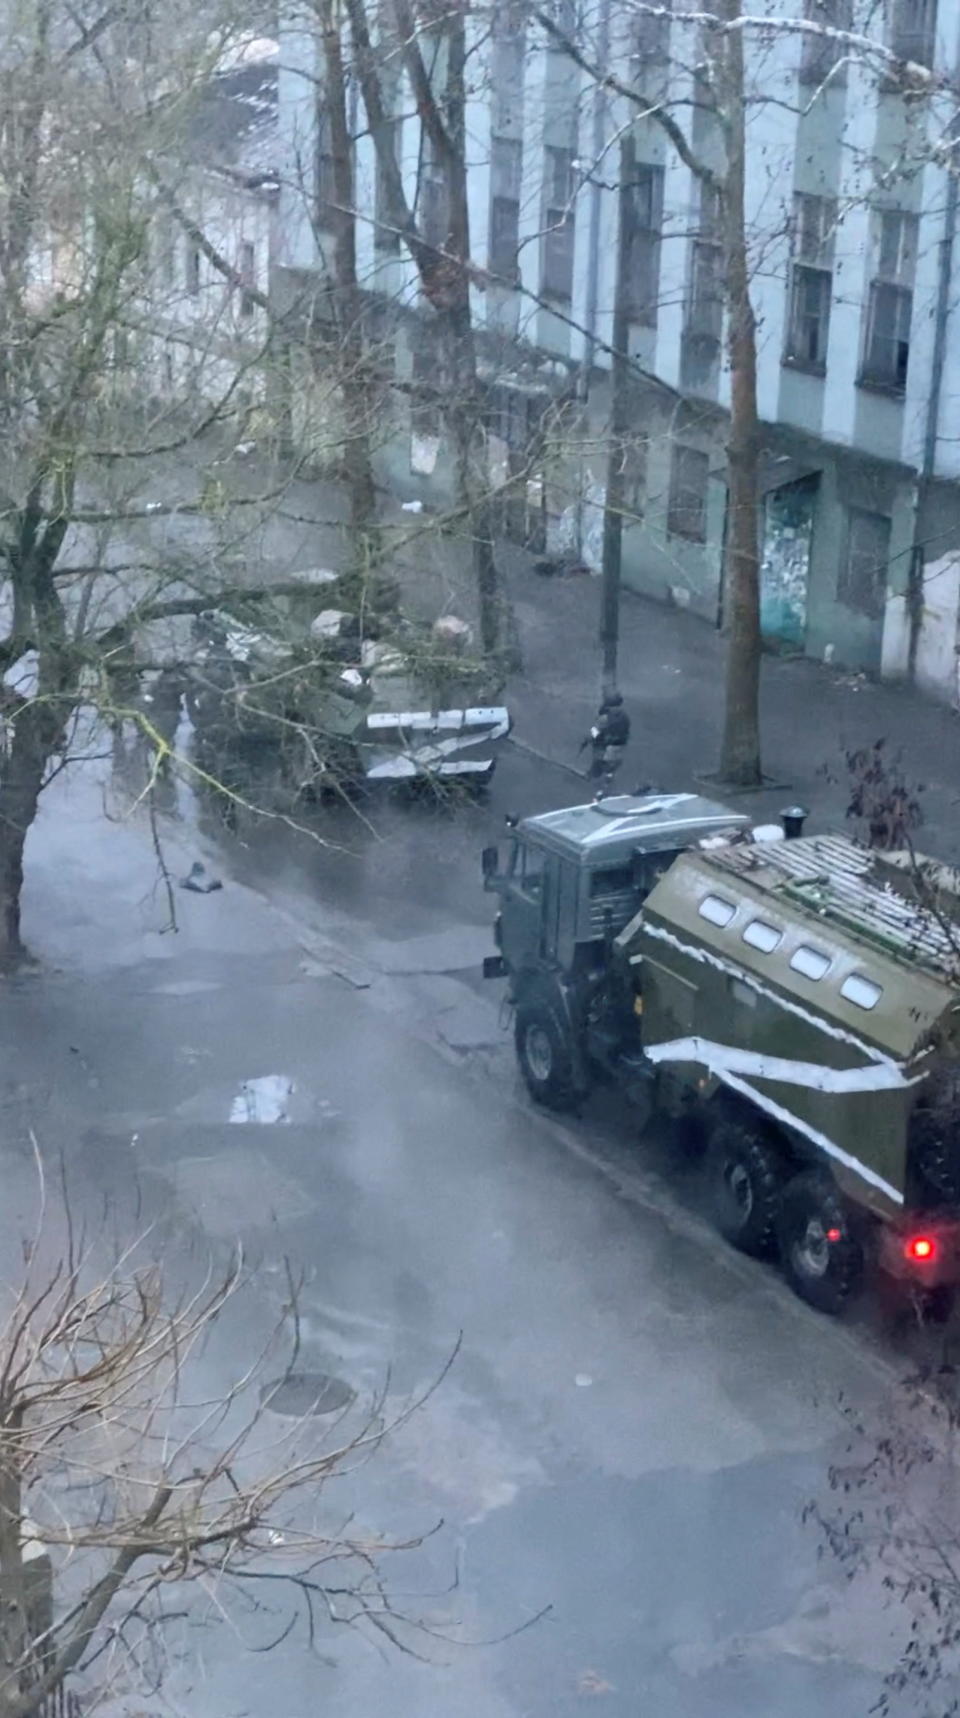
[
  {"left": 590, "top": 866, "right": 634, "bottom": 896},
  {"left": 517, "top": 843, "right": 544, "bottom": 899}
]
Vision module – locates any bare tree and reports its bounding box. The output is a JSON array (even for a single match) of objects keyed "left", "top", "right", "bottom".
[
  {"left": 0, "top": 1172, "right": 440, "bottom": 1716},
  {"left": 319, "top": 0, "right": 381, "bottom": 578},
  {"left": 806, "top": 1370, "right": 960, "bottom": 1718},
  {"left": 0, "top": 0, "right": 402, "bottom": 960},
  {"left": 333, "top": 0, "right": 508, "bottom": 660}
]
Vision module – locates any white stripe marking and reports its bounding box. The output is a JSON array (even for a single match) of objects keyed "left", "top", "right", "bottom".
[
  {"left": 644, "top": 1037, "right": 923, "bottom": 1095},
  {"left": 710, "top": 1068, "right": 904, "bottom": 1206}
]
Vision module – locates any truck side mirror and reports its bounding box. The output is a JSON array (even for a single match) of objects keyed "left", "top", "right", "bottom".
[{"left": 482, "top": 845, "right": 499, "bottom": 880}]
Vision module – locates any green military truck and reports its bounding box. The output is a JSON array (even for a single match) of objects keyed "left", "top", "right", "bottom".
[{"left": 482, "top": 792, "right": 960, "bottom": 1315}]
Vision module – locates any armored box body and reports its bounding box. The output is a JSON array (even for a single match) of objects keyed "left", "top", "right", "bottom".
[{"left": 627, "top": 835, "right": 960, "bottom": 1220}]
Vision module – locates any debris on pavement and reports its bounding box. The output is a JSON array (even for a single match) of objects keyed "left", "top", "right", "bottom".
[
  {"left": 229, "top": 1074, "right": 294, "bottom": 1125},
  {"left": 180, "top": 861, "right": 223, "bottom": 894}
]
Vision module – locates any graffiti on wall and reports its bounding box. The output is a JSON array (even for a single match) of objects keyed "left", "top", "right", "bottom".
[{"left": 760, "top": 476, "right": 818, "bottom": 649}]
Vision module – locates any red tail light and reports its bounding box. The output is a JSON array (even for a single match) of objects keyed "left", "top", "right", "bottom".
[{"left": 905, "top": 1235, "right": 937, "bottom": 1264}]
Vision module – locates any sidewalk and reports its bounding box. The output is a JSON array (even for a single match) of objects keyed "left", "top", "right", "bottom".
[
  {"left": 171, "top": 438, "right": 959, "bottom": 857},
  {"left": 503, "top": 561, "right": 960, "bottom": 857}
]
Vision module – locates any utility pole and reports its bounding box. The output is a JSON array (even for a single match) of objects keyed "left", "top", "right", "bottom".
[
  {"left": 575, "top": 0, "right": 611, "bottom": 562},
  {"left": 600, "top": 134, "right": 631, "bottom": 695}
]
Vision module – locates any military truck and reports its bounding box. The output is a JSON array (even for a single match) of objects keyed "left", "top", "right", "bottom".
[
  {"left": 482, "top": 792, "right": 960, "bottom": 1315},
  {"left": 185, "top": 609, "right": 510, "bottom": 800}
]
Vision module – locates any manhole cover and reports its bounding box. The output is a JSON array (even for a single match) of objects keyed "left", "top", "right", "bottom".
[{"left": 261, "top": 1371, "right": 356, "bottom": 1417}]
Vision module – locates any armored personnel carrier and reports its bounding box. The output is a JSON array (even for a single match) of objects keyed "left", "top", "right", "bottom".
[
  {"left": 482, "top": 793, "right": 960, "bottom": 1314},
  {"left": 185, "top": 609, "right": 510, "bottom": 800}
]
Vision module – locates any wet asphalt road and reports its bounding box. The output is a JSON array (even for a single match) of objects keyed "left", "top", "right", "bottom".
[{"left": 0, "top": 757, "right": 946, "bottom": 1715}]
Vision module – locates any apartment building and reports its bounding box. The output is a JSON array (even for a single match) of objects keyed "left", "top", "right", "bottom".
[
  {"left": 276, "top": 0, "right": 960, "bottom": 692},
  {"left": 144, "top": 42, "right": 278, "bottom": 404}
]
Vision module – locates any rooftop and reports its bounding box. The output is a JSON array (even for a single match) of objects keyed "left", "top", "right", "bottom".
[
  {"left": 706, "top": 832, "right": 960, "bottom": 979},
  {"left": 523, "top": 792, "right": 750, "bottom": 862}
]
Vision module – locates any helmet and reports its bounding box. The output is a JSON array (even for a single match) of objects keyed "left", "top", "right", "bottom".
[{"left": 601, "top": 691, "right": 624, "bottom": 709}]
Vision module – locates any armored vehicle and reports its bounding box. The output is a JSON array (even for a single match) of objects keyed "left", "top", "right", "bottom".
[
  {"left": 483, "top": 793, "right": 960, "bottom": 1314},
  {"left": 186, "top": 609, "right": 510, "bottom": 799}
]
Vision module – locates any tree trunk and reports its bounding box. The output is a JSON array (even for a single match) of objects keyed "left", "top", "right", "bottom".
[
  {"left": 349, "top": 0, "right": 505, "bottom": 661},
  {"left": 320, "top": 0, "right": 379, "bottom": 582},
  {"left": 437, "top": 8, "right": 503, "bottom": 662},
  {"left": 600, "top": 136, "right": 633, "bottom": 696},
  {"left": 0, "top": 706, "right": 57, "bottom": 966},
  {"left": 717, "top": 0, "right": 762, "bottom": 788}
]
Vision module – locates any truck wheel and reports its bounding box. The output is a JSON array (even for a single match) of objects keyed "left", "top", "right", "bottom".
[
  {"left": 706, "top": 1121, "right": 783, "bottom": 1256},
  {"left": 777, "top": 1174, "right": 863, "bottom": 1315},
  {"left": 515, "top": 1003, "right": 577, "bottom": 1112}
]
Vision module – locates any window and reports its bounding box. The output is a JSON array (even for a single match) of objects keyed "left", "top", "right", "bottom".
[
  {"left": 860, "top": 210, "right": 917, "bottom": 393},
  {"left": 492, "top": 0, "right": 525, "bottom": 136},
  {"left": 519, "top": 844, "right": 544, "bottom": 897},
  {"left": 622, "top": 157, "right": 664, "bottom": 327},
  {"left": 799, "top": 0, "right": 852, "bottom": 84},
  {"left": 786, "top": 268, "right": 832, "bottom": 370},
  {"left": 790, "top": 945, "right": 831, "bottom": 980},
  {"left": 699, "top": 893, "right": 736, "bottom": 927},
  {"left": 863, "top": 283, "right": 913, "bottom": 391},
  {"left": 668, "top": 445, "right": 710, "bottom": 542},
  {"left": 590, "top": 865, "right": 635, "bottom": 897},
  {"left": 185, "top": 241, "right": 200, "bottom": 296},
  {"left": 545, "top": 0, "right": 577, "bottom": 45},
  {"left": 542, "top": 146, "right": 576, "bottom": 301},
  {"left": 420, "top": 136, "right": 448, "bottom": 252},
  {"left": 238, "top": 240, "right": 255, "bottom": 318},
  {"left": 489, "top": 136, "right": 522, "bottom": 280},
  {"left": 889, "top": 0, "right": 937, "bottom": 66},
  {"left": 878, "top": 208, "right": 918, "bottom": 279},
  {"left": 316, "top": 106, "right": 338, "bottom": 229},
  {"left": 839, "top": 508, "right": 891, "bottom": 619},
  {"left": 784, "top": 193, "right": 836, "bottom": 371},
  {"left": 743, "top": 920, "right": 782, "bottom": 953},
  {"left": 685, "top": 184, "right": 723, "bottom": 343},
  {"left": 632, "top": 0, "right": 671, "bottom": 69},
  {"left": 841, "top": 973, "right": 882, "bottom": 1010}
]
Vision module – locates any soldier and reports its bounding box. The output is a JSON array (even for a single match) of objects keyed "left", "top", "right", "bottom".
[{"left": 580, "top": 691, "right": 630, "bottom": 783}]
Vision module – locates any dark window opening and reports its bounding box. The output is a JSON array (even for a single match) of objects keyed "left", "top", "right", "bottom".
[
  {"left": 839, "top": 508, "right": 891, "bottom": 619},
  {"left": 889, "top": 0, "right": 937, "bottom": 66},
  {"left": 799, "top": 0, "right": 852, "bottom": 84},
  {"left": 622, "top": 155, "right": 664, "bottom": 327},
  {"left": 542, "top": 145, "right": 576, "bottom": 301},
  {"left": 668, "top": 445, "right": 710, "bottom": 542}
]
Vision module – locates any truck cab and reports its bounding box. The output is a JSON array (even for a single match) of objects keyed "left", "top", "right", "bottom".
[{"left": 483, "top": 792, "right": 750, "bottom": 1104}]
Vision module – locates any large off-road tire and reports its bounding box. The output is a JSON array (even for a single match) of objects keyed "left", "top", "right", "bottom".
[
  {"left": 777, "top": 1173, "right": 863, "bottom": 1315},
  {"left": 706, "top": 1119, "right": 785, "bottom": 1257},
  {"left": 515, "top": 1001, "right": 578, "bottom": 1112}
]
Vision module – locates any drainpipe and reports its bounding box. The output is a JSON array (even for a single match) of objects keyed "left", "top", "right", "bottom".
[
  {"left": 573, "top": 0, "right": 611, "bottom": 558},
  {"left": 911, "top": 132, "right": 959, "bottom": 676}
]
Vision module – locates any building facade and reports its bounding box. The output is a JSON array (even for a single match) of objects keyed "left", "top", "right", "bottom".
[{"left": 276, "top": 0, "right": 960, "bottom": 693}]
